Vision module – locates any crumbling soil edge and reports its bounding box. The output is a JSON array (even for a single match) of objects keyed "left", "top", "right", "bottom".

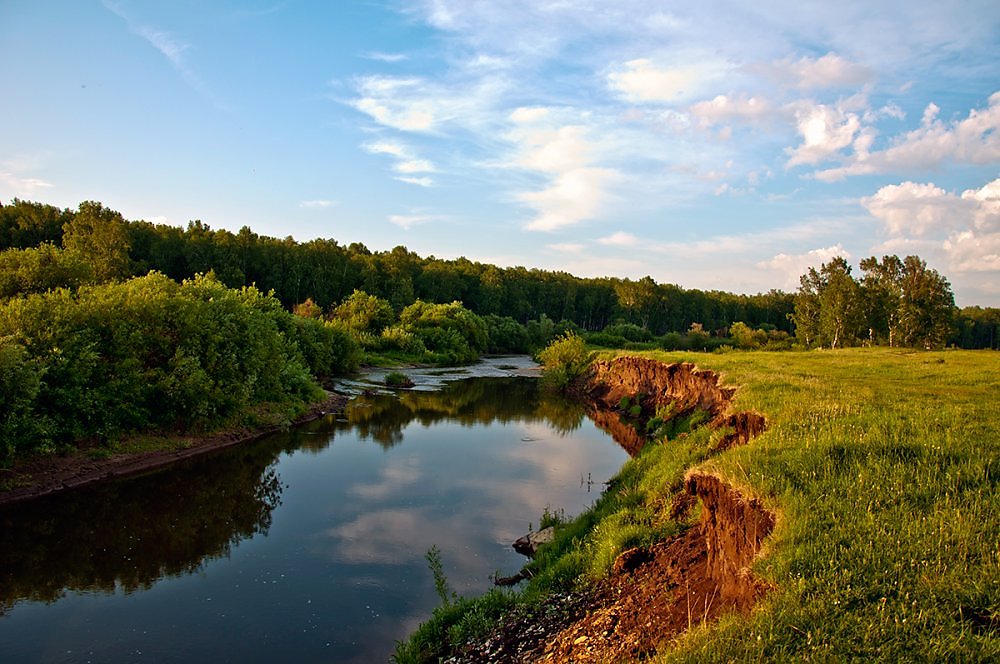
[{"left": 0, "top": 391, "right": 348, "bottom": 506}]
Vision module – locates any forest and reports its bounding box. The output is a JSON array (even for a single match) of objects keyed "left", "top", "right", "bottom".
[{"left": 1, "top": 198, "right": 997, "bottom": 464}]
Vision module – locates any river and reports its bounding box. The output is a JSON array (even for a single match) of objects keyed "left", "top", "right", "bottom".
[{"left": 0, "top": 358, "right": 628, "bottom": 663}]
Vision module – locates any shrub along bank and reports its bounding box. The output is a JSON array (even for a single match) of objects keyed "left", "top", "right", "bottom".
[
  {"left": 0, "top": 272, "right": 359, "bottom": 465},
  {"left": 394, "top": 345, "right": 999, "bottom": 662}
]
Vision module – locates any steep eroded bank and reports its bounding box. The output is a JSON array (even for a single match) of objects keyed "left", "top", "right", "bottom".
[{"left": 444, "top": 356, "right": 776, "bottom": 663}]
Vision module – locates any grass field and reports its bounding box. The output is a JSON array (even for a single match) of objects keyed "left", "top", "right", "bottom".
[
  {"left": 396, "top": 348, "right": 999, "bottom": 662},
  {"left": 648, "top": 348, "right": 999, "bottom": 662}
]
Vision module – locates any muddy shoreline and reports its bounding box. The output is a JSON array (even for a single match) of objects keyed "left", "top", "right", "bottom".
[{"left": 0, "top": 392, "right": 347, "bottom": 507}]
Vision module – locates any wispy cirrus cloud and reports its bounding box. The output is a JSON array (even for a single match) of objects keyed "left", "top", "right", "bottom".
[
  {"left": 363, "top": 140, "right": 436, "bottom": 186},
  {"left": 102, "top": 0, "right": 225, "bottom": 109},
  {"left": 747, "top": 52, "right": 872, "bottom": 90},
  {"left": 362, "top": 51, "right": 408, "bottom": 63},
  {"left": 299, "top": 200, "right": 337, "bottom": 209}
]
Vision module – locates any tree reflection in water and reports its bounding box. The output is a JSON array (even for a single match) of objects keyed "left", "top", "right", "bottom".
[{"left": 0, "top": 377, "right": 588, "bottom": 615}]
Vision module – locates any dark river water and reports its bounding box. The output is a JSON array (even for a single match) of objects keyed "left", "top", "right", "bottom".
[{"left": 0, "top": 358, "right": 628, "bottom": 663}]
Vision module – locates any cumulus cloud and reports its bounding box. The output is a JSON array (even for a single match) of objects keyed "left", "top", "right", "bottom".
[
  {"left": 861, "top": 181, "right": 964, "bottom": 236},
  {"left": 757, "top": 244, "right": 853, "bottom": 289},
  {"left": 814, "top": 92, "right": 1000, "bottom": 180},
  {"left": 509, "top": 106, "right": 550, "bottom": 124},
  {"left": 785, "top": 102, "right": 862, "bottom": 167},
  {"left": 863, "top": 178, "right": 1000, "bottom": 274}
]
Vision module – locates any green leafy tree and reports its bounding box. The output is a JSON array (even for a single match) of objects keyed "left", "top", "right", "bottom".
[
  {"left": 0, "top": 244, "right": 93, "bottom": 298},
  {"left": 859, "top": 255, "right": 903, "bottom": 346},
  {"left": 896, "top": 256, "right": 955, "bottom": 348},
  {"left": 331, "top": 290, "right": 396, "bottom": 334},
  {"left": 818, "top": 257, "right": 863, "bottom": 349},
  {"left": 62, "top": 201, "right": 131, "bottom": 282}
]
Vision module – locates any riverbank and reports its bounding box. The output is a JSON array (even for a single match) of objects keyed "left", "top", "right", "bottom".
[
  {"left": 0, "top": 391, "right": 347, "bottom": 506},
  {"left": 396, "top": 348, "right": 999, "bottom": 662}
]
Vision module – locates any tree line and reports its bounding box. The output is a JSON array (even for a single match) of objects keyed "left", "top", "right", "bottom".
[
  {"left": 0, "top": 199, "right": 796, "bottom": 334},
  {"left": 2, "top": 199, "right": 997, "bottom": 350}
]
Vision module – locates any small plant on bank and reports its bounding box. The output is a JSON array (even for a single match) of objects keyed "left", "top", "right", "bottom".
[
  {"left": 385, "top": 371, "right": 415, "bottom": 388},
  {"left": 425, "top": 545, "right": 457, "bottom": 607}
]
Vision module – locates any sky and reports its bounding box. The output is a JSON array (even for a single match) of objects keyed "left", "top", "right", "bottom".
[{"left": 1, "top": 1, "right": 998, "bottom": 306}]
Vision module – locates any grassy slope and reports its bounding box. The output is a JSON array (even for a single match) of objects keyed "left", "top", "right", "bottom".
[{"left": 645, "top": 348, "right": 998, "bottom": 662}]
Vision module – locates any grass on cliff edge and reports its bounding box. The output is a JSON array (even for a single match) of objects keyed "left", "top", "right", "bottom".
[
  {"left": 647, "top": 347, "right": 998, "bottom": 662},
  {"left": 395, "top": 348, "right": 999, "bottom": 662}
]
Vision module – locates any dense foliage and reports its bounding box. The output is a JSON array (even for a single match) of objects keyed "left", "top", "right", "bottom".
[{"left": 0, "top": 272, "right": 358, "bottom": 464}]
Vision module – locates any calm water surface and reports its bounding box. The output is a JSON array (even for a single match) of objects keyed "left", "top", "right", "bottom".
[{"left": 0, "top": 360, "right": 628, "bottom": 663}]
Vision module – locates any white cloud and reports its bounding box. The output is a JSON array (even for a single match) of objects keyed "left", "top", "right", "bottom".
[
  {"left": 814, "top": 92, "right": 1000, "bottom": 181},
  {"left": 689, "top": 94, "right": 778, "bottom": 127},
  {"left": 363, "top": 140, "right": 435, "bottom": 184},
  {"left": 608, "top": 59, "right": 695, "bottom": 103},
  {"left": 520, "top": 167, "right": 618, "bottom": 231},
  {"left": 388, "top": 213, "right": 433, "bottom": 229},
  {"left": 0, "top": 170, "right": 54, "bottom": 196},
  {"left": 299, "top": 200, "right": 336, "bottom": 209},
  {"left": 750, "top": 52, "right": 872, "bottom": 90},
  {"left": 509, "top": 106, "right": 550, "bottom": 124},
  {"left": 598, "top": 231, "right": 639, "bottom": 246},
  {"left": 862, "top": 178, "right": 1000, "bottom": 275},
  {"left": 943, "top": 231, "right": 1000, "bottom": 272},
  {"left": 363, "top": 141, "right": 408, "bottom": 158},
  {"left": 394, "top": 159, "right": 435, "bottom": 174},
  {"left": 352, "top": 76, "right": 438, "bottom": 131},
  {"left": 757, "top": 244, "right": 853, "bottom": 289},
  {"left": 786, "top": 102, "right": 861, "bottom": 167},
  {"left": 363, "top": 51, "right": 408, "bottom": 63},
  {"left": 861, "top": 181, "right": 961, "bottom": 236},
  {"left": 395, "top": 176, "right": 434, "bottom": 187}
]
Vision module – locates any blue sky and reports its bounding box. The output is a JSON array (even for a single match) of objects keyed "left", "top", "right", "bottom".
[{"left": 1, "top": 1, "right": 998, "bottom": 306}]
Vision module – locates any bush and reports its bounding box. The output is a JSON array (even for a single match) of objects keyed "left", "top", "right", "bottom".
[
  {"left": 537, "top": 332, "right": 593, "bottom": 390},
  {"left": 0, "top": 272, "right": 344, "bottom": 460}
]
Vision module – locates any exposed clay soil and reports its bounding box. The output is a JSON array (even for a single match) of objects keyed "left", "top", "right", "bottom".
[
  {"left": 449, "top": 474, "right": 775, "bottom": 663},
  {"left": 449, "top": 357, "right": 775, "bottom": 662},
  {"left": 0, "top": 392, "right": 347, "bottom": 506}
]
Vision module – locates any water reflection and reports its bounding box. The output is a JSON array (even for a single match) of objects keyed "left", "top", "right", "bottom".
[
  {"left": 331, "top": 377, "right": 585, "bottom": 449},
  {"left": 0, "top": 373, "right": 627, "bottom": 663},
  {"left": 0, "top": 443, "right": 283, "bottom": 614}
]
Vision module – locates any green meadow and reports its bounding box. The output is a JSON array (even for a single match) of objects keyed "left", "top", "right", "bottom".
[
  {"left": 396, "top": 348, "right": 999, "bottom": 662},
  {"left": 647, "top": 348, "right": 998, "bottom": 661}
]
